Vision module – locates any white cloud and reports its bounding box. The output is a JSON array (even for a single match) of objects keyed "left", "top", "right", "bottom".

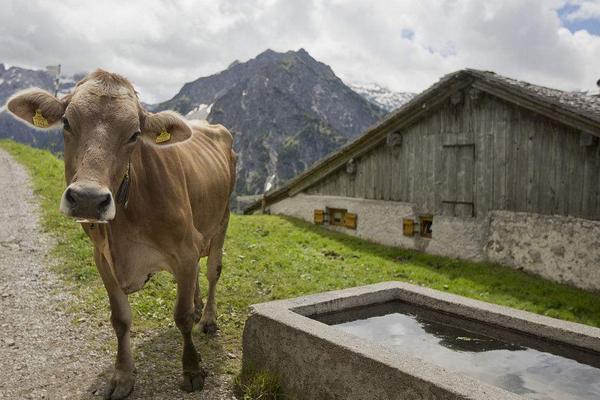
[
  {"left": 565, "top": 0, "right": 600, "bottom": 20},
  {"left": 0, "top": 0, "right": 599, "bottom": 103}
]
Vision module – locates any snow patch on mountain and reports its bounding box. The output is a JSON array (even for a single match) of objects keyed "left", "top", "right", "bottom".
[
  {"left": 264, "top": 174, "right": 277, "bottom": 192},
  {"left": 185, "top": 103, "right": 213, "bottom": 120},
  {"left": 348, "top": 81, "right": 415, "bottom": 112}
]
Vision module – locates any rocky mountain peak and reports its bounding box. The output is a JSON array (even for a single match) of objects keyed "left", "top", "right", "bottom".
[{"left": 156, "top": 48, "right": 387, "bottom": 195}]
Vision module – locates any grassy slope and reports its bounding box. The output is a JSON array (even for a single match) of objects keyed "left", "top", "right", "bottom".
[{"left": 2, "top": 140, "right": 599, "bottom": 383}]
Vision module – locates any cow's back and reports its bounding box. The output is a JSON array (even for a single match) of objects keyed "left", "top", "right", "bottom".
[{"left": 188, "top": 120, "right": 233, "bottom": 155}]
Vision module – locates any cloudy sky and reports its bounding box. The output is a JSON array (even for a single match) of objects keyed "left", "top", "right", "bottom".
[{"left": 1, "top": 0, "right": 599, "bottom": 103}]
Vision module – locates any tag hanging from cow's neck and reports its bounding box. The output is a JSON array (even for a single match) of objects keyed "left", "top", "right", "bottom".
[
  {"left": 116, "top": 160, "right": 131, "bottom": 209},
  {"left": 32, "top": 109, "right": 49, "bottom": 128},
  {"left": 156, "top": 128, "right": 171, "bottom": 144}
]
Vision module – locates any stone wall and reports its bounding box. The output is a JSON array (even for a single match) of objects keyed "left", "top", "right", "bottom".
[{"left": 485, "top": 211, "right": 600, "bottom": 291}]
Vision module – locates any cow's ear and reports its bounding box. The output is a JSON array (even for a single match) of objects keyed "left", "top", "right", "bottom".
[
  {"left": 141, "top": 111, "right": 192, "bottom": 145},
  {"left": 6, "top": 89, "right": 65, "bottom": 129}
]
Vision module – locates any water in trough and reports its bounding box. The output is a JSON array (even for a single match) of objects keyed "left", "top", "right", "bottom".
[{"left": 314, "top": 301, "right": 600, "bottom": 400}]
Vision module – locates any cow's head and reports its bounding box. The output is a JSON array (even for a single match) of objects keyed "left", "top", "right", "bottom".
[{"left": 6, "top": 69, "right": 192, "bottom": 222}]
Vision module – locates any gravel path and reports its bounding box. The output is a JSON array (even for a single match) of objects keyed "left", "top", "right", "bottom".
[
  {"left": 0, "top": 148, "right": 109, "bottom": 399},
  {"left": 0, "top": 149, "right": 236, "bottom": 399}
]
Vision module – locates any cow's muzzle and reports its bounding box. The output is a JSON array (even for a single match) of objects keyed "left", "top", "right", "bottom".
[{"left": 60, "top": 182, "right": 116, "bottom": 222}]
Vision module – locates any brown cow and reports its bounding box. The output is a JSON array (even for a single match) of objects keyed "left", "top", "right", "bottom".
[{"left": 7, "top": 70, "right": 236, "bottom": 399}]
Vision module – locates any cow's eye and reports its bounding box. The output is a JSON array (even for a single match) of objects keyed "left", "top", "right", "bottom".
[
  {"left": 129, "top": 131, "right": 140, "bottom": 143},
  {"left": 62, "top": 117, "right": 71, "bottom": 131}
]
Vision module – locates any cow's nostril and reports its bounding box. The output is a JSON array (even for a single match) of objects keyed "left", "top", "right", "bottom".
[
  {"left": 65, "top": 188, "right": 76, "bottom": 205},
  {"left": 98, "top": 194, "right": 111, "bottom": 210}
]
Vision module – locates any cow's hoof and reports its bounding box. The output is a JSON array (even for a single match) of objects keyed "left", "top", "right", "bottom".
[
  {"left": 199, "top": 320, "right": 218, "bottom": 335},
  {"left": 180, "top": 370, "right": 205, "bottom": 392},
  {"left": 104, "top": 371, "right": 135, "bottom": 400}
]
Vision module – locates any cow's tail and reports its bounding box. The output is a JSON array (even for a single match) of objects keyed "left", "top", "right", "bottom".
[{"left": 229, "top": 149, "right": 237, "bottom": 196}]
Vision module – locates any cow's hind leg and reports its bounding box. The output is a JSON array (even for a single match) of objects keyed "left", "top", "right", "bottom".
[
  {"left": 199, "top": 211, "right": 228, "bottom": 334},
  {"left": 95, "top": 249, "right": 136, "bottom": 400},
  {"left": 193, "top": 269, "right": 204, "bottom": 323},
  {"left": 174, "top": 263, "right": 205, "bottom": 392}
]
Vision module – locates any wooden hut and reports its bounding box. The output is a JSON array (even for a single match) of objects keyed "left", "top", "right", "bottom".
[{"left": 246, "top": 69, "right": 600, "bottom": 291}]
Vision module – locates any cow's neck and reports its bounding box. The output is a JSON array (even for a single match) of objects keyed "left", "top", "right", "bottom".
[{"left": 109, "top": 141, "right": 182, "bottom": 230}]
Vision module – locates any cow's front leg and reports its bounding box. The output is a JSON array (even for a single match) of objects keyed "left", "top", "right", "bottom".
[
  {"left": 175, "top": 265, "right": 205, "bottom": 392},
  {"left": 95, "top": 249, "right": 136, "bottom": 400}
]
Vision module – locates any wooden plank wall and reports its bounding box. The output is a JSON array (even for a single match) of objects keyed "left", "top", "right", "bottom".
[{"left": 305, "top": 90, "right": 600, "bottom": 220}]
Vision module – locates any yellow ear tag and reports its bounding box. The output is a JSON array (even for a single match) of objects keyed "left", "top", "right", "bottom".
[
  {"left": 32, "top": 109, "right": 49, "bottom": 128},
  {"left": 155, "top": 128, "right": 171, "bottom": 144}
]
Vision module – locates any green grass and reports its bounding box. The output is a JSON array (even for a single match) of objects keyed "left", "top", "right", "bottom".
[
  {"left": 235, "top": 368, "right": 284, "bottom": 400},
  {"left": 2, "top": 140, "right": 600, "bottom": 398}
]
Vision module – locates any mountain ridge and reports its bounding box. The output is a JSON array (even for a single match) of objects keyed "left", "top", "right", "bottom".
[{"left": 0, "top": 50, "right": 397, "bottom": 196}]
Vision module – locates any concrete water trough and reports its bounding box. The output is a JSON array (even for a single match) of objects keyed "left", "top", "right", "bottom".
[{"left": 241, "top": 282, "right": 600, "bottom": 400}]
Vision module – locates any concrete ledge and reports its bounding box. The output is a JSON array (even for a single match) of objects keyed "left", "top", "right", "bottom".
[{"left": 242, "top": 282, "right": 600, "bottom": 400}]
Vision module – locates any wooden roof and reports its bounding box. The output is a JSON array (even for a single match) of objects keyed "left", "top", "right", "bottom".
[{"left": 245, "top": 69, "right": 600, "bottom": 214}]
